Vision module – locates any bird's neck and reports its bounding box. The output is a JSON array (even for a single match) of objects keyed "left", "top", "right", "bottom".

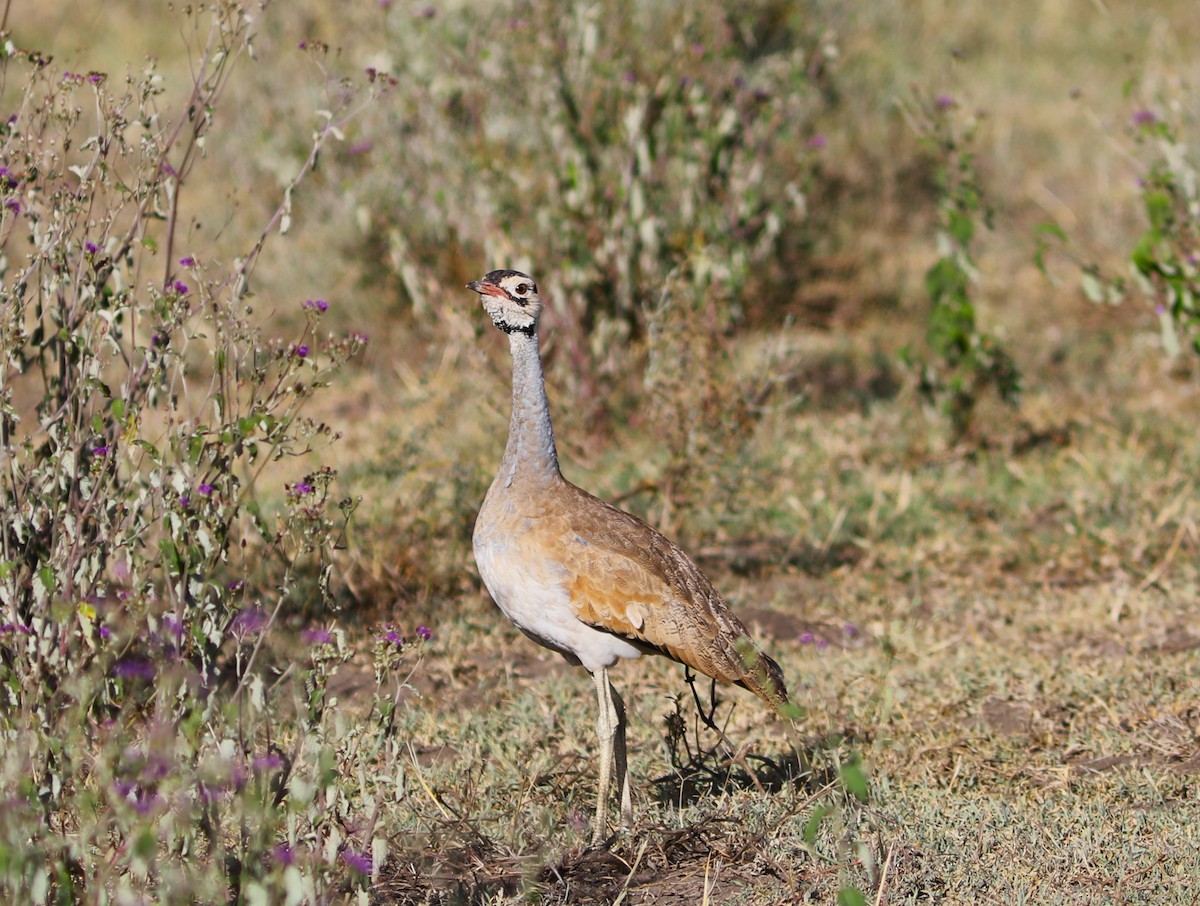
[{"left": 500, "top": 328, "right": 561, "bottom": 485}]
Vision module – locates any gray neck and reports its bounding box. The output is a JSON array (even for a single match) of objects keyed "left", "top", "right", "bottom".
[{"left": 499, "top": 328, "right": 560, "bottom": 484}]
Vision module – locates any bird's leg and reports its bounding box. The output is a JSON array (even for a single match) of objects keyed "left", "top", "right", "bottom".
[
  {"left": 590, "top": 668, "right": 615, "bottom": 847},
  {"left": 608, "top": 677, "right": 632, "bottom": 828}
]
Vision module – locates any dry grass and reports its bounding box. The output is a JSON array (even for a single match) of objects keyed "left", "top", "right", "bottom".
[{"left": 15, "top": 0, "right": 1200, "bottom": 903}]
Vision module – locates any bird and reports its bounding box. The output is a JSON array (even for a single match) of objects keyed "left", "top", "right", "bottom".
[{"left": 467, "top": 268, "right": 793, "bottom": 847}]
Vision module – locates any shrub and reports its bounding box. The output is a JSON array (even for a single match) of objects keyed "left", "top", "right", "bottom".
[
  {"left": 352, "top": 0, "right": 829, "bottom": 360},
  {"left": 0, "top": 5, "right": 396, "bottom": 900},
  {"left": 900, "top": 91, "right": 1021, "bottom": 440},
  {"left": 1122, "top": 108, "right": 1199, "bottom": 358}
]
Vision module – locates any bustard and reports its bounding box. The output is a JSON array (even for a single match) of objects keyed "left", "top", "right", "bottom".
[{"left": 467, "top": 269, "right": 792, "bottom": 847}]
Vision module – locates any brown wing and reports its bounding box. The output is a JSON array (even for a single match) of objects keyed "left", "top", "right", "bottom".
[{"left": 549, "top": 481, "right": 789, "bottom": 713}]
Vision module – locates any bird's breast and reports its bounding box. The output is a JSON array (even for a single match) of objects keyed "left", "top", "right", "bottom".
[{"left": 473, "top": 503, "right": 643, "bottom": 672}]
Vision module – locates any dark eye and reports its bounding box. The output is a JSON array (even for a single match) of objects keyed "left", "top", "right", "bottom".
[{"left": 516, "top": 283, "right": 531, "bottom": 295}]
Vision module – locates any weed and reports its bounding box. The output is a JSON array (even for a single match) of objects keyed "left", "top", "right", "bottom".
[{"left": 900, "top": 90, "right": 1021, "bottom": 441}]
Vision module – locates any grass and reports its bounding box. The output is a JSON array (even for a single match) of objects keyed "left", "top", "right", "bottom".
[{"left": 5, "top": 0, "right": 1200, "bottom": 903}]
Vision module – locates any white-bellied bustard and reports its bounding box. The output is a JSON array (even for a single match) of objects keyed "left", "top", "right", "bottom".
[{"left": 467, "top": 269, "right": 793, "bottom": 847}]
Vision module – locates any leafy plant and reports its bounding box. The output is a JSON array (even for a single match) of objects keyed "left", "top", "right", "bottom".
[
  {"left": 901, "top": 92, "right": 1021, "bottom": 440},
  {"left": 355, "top": 0, "right": 827, "bottom": 365},
  {"left": 1121, "top": 109, "right": 1199, "bottom": 358},
  {"left": 0, "top": 4, "right": 401, "bottom": 901}
]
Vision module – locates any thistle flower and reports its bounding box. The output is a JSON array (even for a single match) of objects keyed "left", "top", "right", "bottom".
[
  {"left": 113, "top": 658, "right": 156, "bottom": 680},
  {"left": 342, "top": 850, "right": 372, "bottom": 875},
  {"left": 251, "top": 753, "right": 285, "bottom": 771}
]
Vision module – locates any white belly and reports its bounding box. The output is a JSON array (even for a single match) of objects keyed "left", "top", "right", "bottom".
[{"left": 473, "top": 527, "right": 643, "bottom": 673}]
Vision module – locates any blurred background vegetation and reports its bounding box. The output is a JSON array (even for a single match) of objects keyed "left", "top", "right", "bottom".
[{"left": 4, "top": 0, "right": 1199, "bottom": 901}]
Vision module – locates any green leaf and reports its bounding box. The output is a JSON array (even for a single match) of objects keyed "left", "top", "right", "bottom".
[
  {"left": 925, "top": 258, "right": 969, "bottom": 305},
  {"left": 947, "top": 208, "right": 974, "bottom": 247},
  {"left": 38, "top": 566, "right": 56, "bottom": 596},
  {"left": 837, "top": 888, "right": 869, "bottom": 906},
  {"left": 112, "top": 398, "right": 125, "bottom": 420},
  {"left": 1035, "top": 222, "right": 1068, "bottom": 243},
  {"left": 159, "top": 538, "right": 182, "bottom": 575},
  {"left": 803, "top": 804, "right": 832, "bottom": 845},
  {"left": 132, "top": 439, "right": 162, "bottom": 462},
  {"left": 1143, "top": 189, "right": 1172, "bottom": 233},
  {"left": 1131, "top": 230, "right": 1160, "bottom": 277},
  {"left": 133, "top": 827, "right": 157, "bottom": 862},
  {"left": 839, "top": 756, "right": 869, "bottom": 803}
]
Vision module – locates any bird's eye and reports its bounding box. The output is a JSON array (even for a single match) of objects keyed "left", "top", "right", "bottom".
[{"left": 516, "top": 283, "right": 531, "bottom": 295}]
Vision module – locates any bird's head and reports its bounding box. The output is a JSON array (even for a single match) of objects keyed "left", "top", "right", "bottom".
[{"left": 466, "top": 269, "right": 543, "bottom": 335}]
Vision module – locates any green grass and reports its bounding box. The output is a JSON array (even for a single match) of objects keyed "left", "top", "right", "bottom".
[{"left": 5, "top": 1, "right": 1200, "bottom": 903}]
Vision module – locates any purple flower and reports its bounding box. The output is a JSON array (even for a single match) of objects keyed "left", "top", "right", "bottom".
[
  {"left": 132, "top": 790, "right": 162, "bottom": 815},
  {"left": 1131, "top": 109, "right": 1157, "bottom": 126},
  {"left": 4, "top": 198, "right": 20, "bottom": 213},
  {"left": 935, "top": 94, "right": 955, "bottom": 109},
  {"left": 252, "top": 753, "right": 285, "bottom": 771},
  {"left": 113, "top": 779, "right": 136, "bottom": 798},
  {"left": 91, "top": 444, "right": 110, "bottom": 456},
  {"left": 162, "top": 615, "right": 184, "bottom": 639},
  {"left": 179, "top": 495, "right": 189, "bottom": 507},
  {"left": 227, "top": 578, "right": 245, "bottom": 592},
  {"left": 808, "top": 134, "right": 827, "bottom": 149},
  {"left": 816, "top": 638, "right": 829, "bottom": 651},
  {"left": 99, "top": 625, "right": 111, "bottom": 640},
  {"left": 85, "top": 241, "right": 99, "bottom": 254},
  {"left": 342, "top": 850, "right": 372, "bottom": 875},
  {"left": 304, "top": 299, "right": 329, "bottom": 312},
  {"left": 302, "top": 627, "right": 332, "bottom": 645},
  {"left": 161, "top": 162, "right": 177, "bottom": 177},
  {"left": 383, "top": 628, "right": 404, "bottom": 647},
  {"left": 292, "top": 481, "right": 314, "bottom": 496},
  {"left": 231, "top": 608, "right": 268, "bottom": 636},
  {"left": 113, "top": 658, "right": 156, "bottom": 681},
  {"left": 294, "top": 344, "right": 309, "bottom": 358},
  {"left": 179, "top": 256, "right": 196, "bottom": 267},
  {"left": 799, "top": 632, "right": 814, "bottom": 644},
  {"left": 351, "top": 332, "right": 369, "bottom": 344},
  {"left": 842, "top": 623, "right": 859, "bottom": 637},
  {"left": 88, "top": 73, "right": 104, "bottom": 84},
  {"left": 0, "top": 622, "right": 32, "bottom": 635},
  {"left": 348, "top": 140, "right": 373, "bottom": 156},
  {"left": 416, "top": 626, "right": 432, "bottom": 641},
  {"left": 172, "top": 280, "right": 189, "bottom": 295},
  {"left": 197, "top": 483, "right": 214, "bottom": 495},
  {"left": 273, "top": 844, "right": 296, "bottom": 866}
]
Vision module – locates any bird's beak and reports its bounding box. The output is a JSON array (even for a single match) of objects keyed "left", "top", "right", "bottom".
[{"left": 467, "top": 279, "right": 506, "bottom": 298}]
